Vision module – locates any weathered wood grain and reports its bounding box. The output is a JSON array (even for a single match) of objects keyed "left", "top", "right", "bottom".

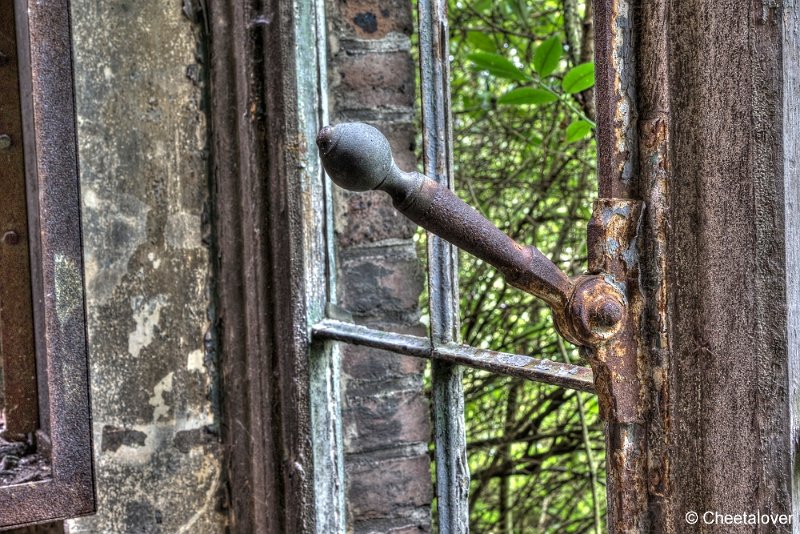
[{"left": 634, "top": 1, "right": 798, "bottom": 531}]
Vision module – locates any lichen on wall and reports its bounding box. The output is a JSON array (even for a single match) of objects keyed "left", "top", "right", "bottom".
[{"left": 66, "top": 1, "right": 225, "bottom": 531}]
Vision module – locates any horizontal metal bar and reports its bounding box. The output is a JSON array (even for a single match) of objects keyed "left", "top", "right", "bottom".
[
  {"left": 313, "top": 319, "right": 430, "bottom": 357},
  {"left": 312, "top": 319, "right": 596, "bottom": 393}
]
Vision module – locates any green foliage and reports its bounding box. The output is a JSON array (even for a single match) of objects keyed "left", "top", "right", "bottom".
[
  {"left": 498, "top": 87, "right": 558, "bottom": 105},
  {"left": 533, "top": 36, "right": 562, "bottom": 77},
  {"left": 562, "top": 62, "right": 596, "bottom": 94},
  {"left": 468, "top": 51, "right": 531, "bottom": 82},
  {"left": 464, "top": 8, "right": 596, "bottom": 141},
  {"left": 566, "top": 120, "right": 593, "bottom": 143},
  {"left": 437, "top": 0, "right": 606, "bottom": 532},
  {"left": 468, "top": 30, "right": 497, "bottom": 52}
]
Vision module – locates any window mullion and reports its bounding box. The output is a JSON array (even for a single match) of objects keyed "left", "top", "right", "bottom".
[{"left": 418, "top": 1, "right": 469, "bottom": 532}]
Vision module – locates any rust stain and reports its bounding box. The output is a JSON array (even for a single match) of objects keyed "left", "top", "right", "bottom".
[
  {"left": 585, "top": 199, "right": 645, "bottom": 424},
  {"left": 639, "top": 110, "right": 672, "bottom": 508},
  {"left": 595, "top": 0, "right": 638, "bottom": 199}
]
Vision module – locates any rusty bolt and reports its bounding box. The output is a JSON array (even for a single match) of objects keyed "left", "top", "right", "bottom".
[
  {"left": 567, "top": 275, "right": 626, "bottom": 345},
  {"left": 590, "top": 300, "right": 624, "bottom": 329},
  {"left": 3, "top": 231, "right": 20, "bottom": 246},
  {"left": 0, "top": 134, "right": 11, "bottom": 150}
]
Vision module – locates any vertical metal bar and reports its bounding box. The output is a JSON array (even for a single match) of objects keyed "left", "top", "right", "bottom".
[
  {"left": 586, "top": 200, "right": 648, "bottom": 533},
  {"left": 593, "top": 1, "right": 648, "bottom": 532},
  {"left": 636, "top": 0, "right": 671, "bottom": 524},
  {"left": 0, "top": 0, "right": 38, "bottom": 435},
  {"left": 418, "top": 1, "right": 469, "bottom": 532},
  {"left": 594, "top": 0, "right": 638, "bottom": 200},
  {"left": 304, "top": 0, "right": 346, "bottom": 530}
]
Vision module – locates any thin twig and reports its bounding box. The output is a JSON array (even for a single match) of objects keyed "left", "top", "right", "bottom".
[{"left": 557, "top": 336, "right": 603, "bottom": 534}]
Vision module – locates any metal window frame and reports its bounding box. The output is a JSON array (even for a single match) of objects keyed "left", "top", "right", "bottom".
[
  {"left": 0, "top": 0, "right": 38, "bottom": 437},
  {"left": 0, "top": 0, "right": 94, "bottom": 528},
  {"left": 310, "top": 1, "right": 600, "bottom": 532}
]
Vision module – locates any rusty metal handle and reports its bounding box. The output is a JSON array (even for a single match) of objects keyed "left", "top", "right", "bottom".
[{"left": 316, "top": 122, "right": 625, "bottom": 346}]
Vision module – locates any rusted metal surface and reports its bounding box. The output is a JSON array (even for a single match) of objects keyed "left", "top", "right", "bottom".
[
  {"left": 584, "top": 206, "right": 648, "bottom": 534},
  {"left": 594, "top": 0, "right": 637, "bottom": 200},
  {"left": 634, "top": 0, "right": 671, "bottom": 525},
  {"left": 313, "top": 319, "right": 596, "bottom": 392},
  {"left": 0, "top": 0, "right": 94, "bottom": 528},
  {"left": 582, "top": 198, "right": 648, "bottom": 529},
  {"left": 585, "top": 199, "right": 644, "bottom": 423},
  {"left": 318, "top": 122, "right": 628, "bottom": 349},
  {"left": 592, "top": 0, "right": 652, "bottom": 531},
  {"left": 0, "top": 0, "right": 38, "bottom": 436},
  {"left": 604, "top": 423, "right": 648, "bottom": 534}
]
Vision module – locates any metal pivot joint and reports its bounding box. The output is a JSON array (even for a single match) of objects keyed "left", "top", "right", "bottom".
[{"left": 317, "top": 122, "right": 627, "bottom": 350}]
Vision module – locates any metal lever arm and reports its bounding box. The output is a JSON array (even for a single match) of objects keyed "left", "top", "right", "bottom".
[
  {"left": 317, "top": 122, "right": 625, "bottom": 347},
  {"left": 317, "top": 122, "right": 570, "bottom": 309}
]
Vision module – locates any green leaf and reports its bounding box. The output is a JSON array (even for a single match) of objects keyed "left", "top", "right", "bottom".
[
  {"left": 498, "top": 87, "right": 558, "bottom": 105},
  {"left": 510, "top": 0, "right": 529, "bottom": 20},
  {"left": 472, "top": 0, "right": 492, "bottom": 12},
  {"left": 467, "top": 31, "right": 495, "bottom": 53},
  {"left": 467, "top": 52, "right": 530, "bottom": 82},
  {"left": 533, "top": 36, "right": 562, "bottom": 77},
  {"left": 565, "top": 120, "right": 593, "bottom": 143},
  {"left": 562, "top": 62, "right": 595, "bottom": 94}
]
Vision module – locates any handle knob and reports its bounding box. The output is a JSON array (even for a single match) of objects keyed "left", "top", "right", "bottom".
[{"left": 317, "top": 122, "right": 624, "bottom": 346}]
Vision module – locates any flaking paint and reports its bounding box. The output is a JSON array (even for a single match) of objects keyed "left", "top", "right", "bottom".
[{"left": 66, "top": 0, "right": 225, "bottom": 531}]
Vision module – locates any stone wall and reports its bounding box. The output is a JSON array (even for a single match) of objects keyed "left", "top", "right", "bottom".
[
  {"left": 327, "top": 1, "right": 434, "bottom": 532},
  {"left": 66, "top": 1, "right": 225, "bottom": 532}
]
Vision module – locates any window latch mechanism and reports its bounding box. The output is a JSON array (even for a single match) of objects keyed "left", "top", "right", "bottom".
[
  {"left": 317, "top": 122, "right": 644, "bottom": 423},
  {"left": 317, "top": 122, "right": 623, "bottom": 348}
]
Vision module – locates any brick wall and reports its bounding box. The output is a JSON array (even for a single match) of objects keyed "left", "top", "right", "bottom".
[{"left": 326, "top": 1, "right": 433, "bottom": 532}]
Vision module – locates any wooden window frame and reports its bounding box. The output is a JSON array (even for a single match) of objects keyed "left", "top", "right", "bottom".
[{"left": 209, "top": 0, "right": 343, "bottom": 531}]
